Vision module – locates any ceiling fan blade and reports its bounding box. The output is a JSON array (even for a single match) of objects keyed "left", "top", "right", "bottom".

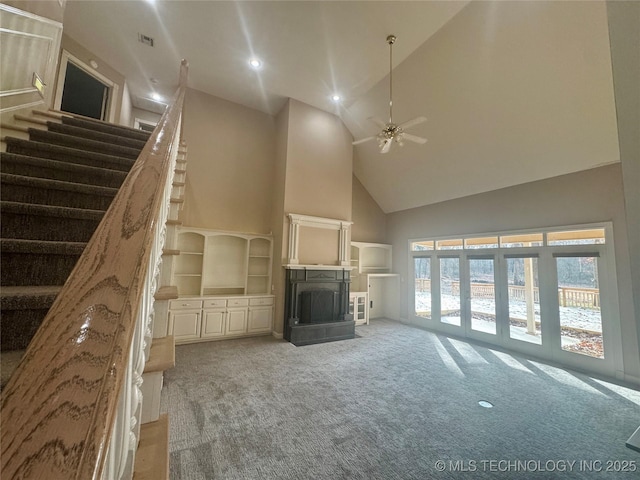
[
  {"left": 369, "top": 117, "right": 387, "bottom": 129},
  {"left": 352, "top": 136, "right": 376, "bottom": 146},
  {"left": 398, "top": 116, "right": 427, "bottom": 130},
  {"left": 403, "top": 133, "right": 428, "bottom": 144},
  {"left": 380, "top": 138, "right": 393, "bottom": 154}
]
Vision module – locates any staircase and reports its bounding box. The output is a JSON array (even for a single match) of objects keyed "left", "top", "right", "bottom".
[{"left": 0, "top": 111, "right": 151, "bottom": 385}]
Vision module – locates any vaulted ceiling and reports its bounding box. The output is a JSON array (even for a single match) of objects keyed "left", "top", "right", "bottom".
[{"left": 63, "top": 1, "right": 620, "bottom": 213}]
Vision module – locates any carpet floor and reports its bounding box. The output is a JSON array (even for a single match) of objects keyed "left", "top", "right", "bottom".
[{"left": 161, "top": 319, "right": 640, "bottom": 479}]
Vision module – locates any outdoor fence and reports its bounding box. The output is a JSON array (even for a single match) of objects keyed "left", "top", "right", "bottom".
[{"left": 415, "top": 279, "right": 599, "bottom": 309}]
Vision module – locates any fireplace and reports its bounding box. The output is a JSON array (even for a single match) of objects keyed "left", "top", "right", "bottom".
[{"left": 284, "top": 268, "right": 355, "bottom": 346}]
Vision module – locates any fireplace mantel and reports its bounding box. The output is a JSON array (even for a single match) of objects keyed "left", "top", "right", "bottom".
[
  {"left": 284, "top": 264, "right": 355, "bottom": 271},
  {"left": 287, "top": 213, "right": 352, "bottom": 267}
]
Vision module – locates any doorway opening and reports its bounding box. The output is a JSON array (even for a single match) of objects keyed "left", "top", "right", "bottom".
[
  {"left": 54, "top": 50, "right": 118, "bottom": 122},
  {"left": 61, "top": 62, "right": 109, "bottom": 120}
]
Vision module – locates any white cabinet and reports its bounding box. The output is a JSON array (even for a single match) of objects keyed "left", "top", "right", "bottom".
[
  {"left": 349, "top": 292, "right": 369, "bottom": 326},
  {"left": 226, "top": 308, "right": 248, "bottom": 335},
  {"left": 169, "top": 295, "right": 273, "bottom": 344},
  {"left": 202, "top": 309, "right": 225, "bottom": 338},
  {"left": 247, "top": 297, "right": 274, "bottom": 334},
  {"left": 168, "top": 299, "right": 203, "bottom": 342}
]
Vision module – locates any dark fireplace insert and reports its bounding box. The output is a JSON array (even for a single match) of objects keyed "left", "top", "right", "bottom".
[{"left": 284, "top": 268, "right": 355, "bottom": 346}]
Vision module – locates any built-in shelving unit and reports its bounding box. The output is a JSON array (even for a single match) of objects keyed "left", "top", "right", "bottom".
[
  {"left": 174, "top": 228, "right": 272, "bottom": 297},
  {"left": 351, "top": 242, "right": 392, "bottom": 275},
  {"left": 169, "top": 228, "right": 274, "bottom": 344}
]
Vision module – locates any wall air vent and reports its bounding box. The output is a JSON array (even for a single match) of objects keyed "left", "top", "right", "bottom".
[{"left": 138, "top": 33, "right": 154, "bottom": 47}]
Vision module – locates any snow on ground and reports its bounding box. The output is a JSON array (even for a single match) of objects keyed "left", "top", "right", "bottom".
[{"left": 414, "top": 293, "right": 602, "bottom": 333}]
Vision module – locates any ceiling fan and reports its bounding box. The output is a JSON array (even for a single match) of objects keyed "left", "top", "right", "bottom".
[{"left": 352, "top": 34, "right": 427, "bottom": 154}]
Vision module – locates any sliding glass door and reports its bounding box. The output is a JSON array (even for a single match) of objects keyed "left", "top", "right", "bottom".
[{"left": 409, "top": 225, "right": 620, "bottom": 377}]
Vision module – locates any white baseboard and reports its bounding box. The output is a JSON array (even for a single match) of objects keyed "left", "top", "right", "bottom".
[{"left": 272, "top": 331, "right": 283, "bottom": 339}]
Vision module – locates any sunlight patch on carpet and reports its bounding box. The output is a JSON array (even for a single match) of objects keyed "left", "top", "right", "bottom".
[
  {"left": 488, "top": 350, "right": 534, "bottom": 374},
  {"left": 530, "top": 361, "right": 607, "bottom": 397},
  {"left": 432, "top": 335, "right": 465, "bottom": 378}
]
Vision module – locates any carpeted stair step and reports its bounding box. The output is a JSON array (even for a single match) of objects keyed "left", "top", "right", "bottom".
[
  {"left": 26, "top": 129, "right": 142, "bottom": 160},
  {"left": 0, "top": 152, "right": 128, "bottom": 188},
  {"left": 1, "top": 350, "right": 26, "bottom": 390},
  {"left": 1, "top": 173, "right": 118, "bottom": 210},
  {"left": 46, "top": 122, "right": 148, "bottom": 151},
  {"left": 1, "top": 239, "right": 86, "bottom": 286},
  {"left": 61, "top": 116, "right": 152, "bottom": 143},
  {"left": 1, "top": 201, "right": 104, "bottom": 242},
  {"left": 0, "top": 285, "right": 61, "bottom": 351},
  {"left": 3, "top": 137, "right": 135, "bottom": 172}
]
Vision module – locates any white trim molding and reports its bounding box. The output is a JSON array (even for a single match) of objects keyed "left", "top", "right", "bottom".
[{"left": 287, "top": 213, "right": 353, "bottom": 267}]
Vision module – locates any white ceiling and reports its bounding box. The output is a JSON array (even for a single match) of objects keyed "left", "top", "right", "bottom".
[{"left": 62, "top": 1, "right": 619, "bottom": 214}]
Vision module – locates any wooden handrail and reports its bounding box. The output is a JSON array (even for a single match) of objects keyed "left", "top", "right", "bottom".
[{"left": 1, "top": 60, "right": 189, "bottom": 480}]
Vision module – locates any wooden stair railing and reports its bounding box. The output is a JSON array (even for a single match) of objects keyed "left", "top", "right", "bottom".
[{"left": 1, "top": 60, "right": 188, "bottom": 480}]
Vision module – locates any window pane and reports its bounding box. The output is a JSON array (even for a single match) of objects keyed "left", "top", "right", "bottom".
[
  {"left": 500, "top": 233, "right": 543, "bottom": 248},
  {"left": 436, "top": 239, "right": 463, "bottom": 250},
  {"left": 507, "top": 257, "right": 542, "bottom": 344},
  {"left": 465, "top": 237, "right": 499, "bottom": 249},
  {"left": 440, "top": 257, "right": 461, "bottom": 326},
  {"left": 411, "top": 240, "right": 434, "bottom": 251},
  {"left": 414, "top": 257, "right": 431, "bottom": 319},
  {"left": 469, "top": 258, "right": 496, "bottom": 334},
  {"left": 548, "top": 229, "right": 605, "bottom": 246},
  {"left": 556, "top": 256, "right": 603, "bottom": 358}
]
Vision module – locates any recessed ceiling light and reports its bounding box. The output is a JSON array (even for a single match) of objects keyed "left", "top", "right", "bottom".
[
  {"left": 331, "top": 94, "right": 341, "bottom": 102},
  {"left": 151, "top": 92, "right": 162, "bottom": 101},
  {"left": 478, "top": 400, "right": 494, "bottom": 408},
  {"left": 249, "top": 58, "right": 262, "bottom": 69}
]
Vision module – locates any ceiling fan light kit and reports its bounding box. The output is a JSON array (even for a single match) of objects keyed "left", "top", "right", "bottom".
[{"left": 353, "top": 34, "right": 427, "bottom": 154}]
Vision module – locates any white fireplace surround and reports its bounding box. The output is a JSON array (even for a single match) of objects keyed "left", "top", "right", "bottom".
[{"left": 286, "top": 213, "right": 352, "bottom": 268}]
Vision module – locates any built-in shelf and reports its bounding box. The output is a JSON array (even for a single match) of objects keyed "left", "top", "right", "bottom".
[
  {"left": 173, "top": 228, "right": 273, "bottom": 297},
  {"left": 351, "top": 242, "right": 392, "bottom": 275}
]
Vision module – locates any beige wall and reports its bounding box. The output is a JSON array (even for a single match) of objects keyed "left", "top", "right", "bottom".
[
  {"left": 181, "top": 88, "right": 276, "bottom": 233},
  {"left": 282, "top": 99, "right": 353, "bottom": 269},
  {"left": 387, "top": 163, "right": 639, "bottom": 380},
  {"left": 607, "top": 0, "right": 640, "bottom": 358},
  {"left": 119, "top": 81, "right": 131, "bottom": 126},
  {"left": 4, "top": 0, "right": 64, "bottom": 22},
  {"left": 131, "top": 107, "right": 161, "bottom": 127},
  {"left": 59, "top": 34, "right": 126, "bottom": 122},
  {"left": 270, "top": 99, "right": 354, "bottom": 334},
  {"left": 270, "top": 102, "right": 291, "bottom": 335},
  {"left": 351, "top": 173, "right": 387, "bottom": 243},
  {"left": 283, "top": 99, "right": 353, "bottom": 221}
]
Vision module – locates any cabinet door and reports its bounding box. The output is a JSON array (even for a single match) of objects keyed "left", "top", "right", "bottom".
[
  {"left": 202, "top": 309, "right": 226, "bottom": 338},
  {"left": 248, "top": 306, "right": 273, "bottom": 333},
  {"left": 225, "top": 308, "right": 248, "bottom": 335},
  {"left": 169, "top": 310, "right": 201, "bottom": 343}
]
